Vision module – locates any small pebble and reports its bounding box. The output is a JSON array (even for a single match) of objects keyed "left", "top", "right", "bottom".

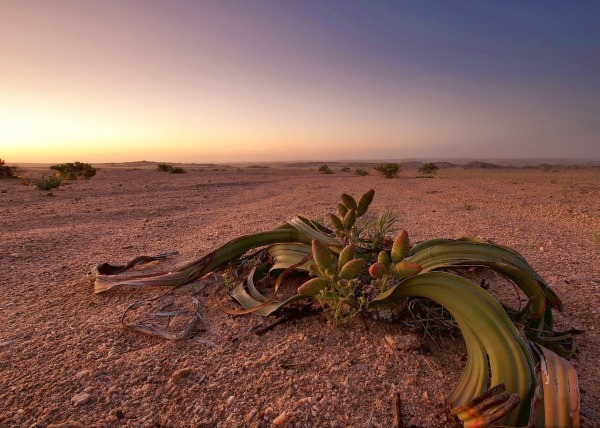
[
  {"left": 245, "top": 409, "right": 258, "bottom": 422},
  {"left": 71, "top": 392, "right": 91, "bottom": 406},
  {"left": 272, "top": 411, "right": 291, "bottom": 426},
  {"left": 170, "top": 368, "right": 193, "bottom": 381},
  {"left": 75, "top": 369, "right": 91, "bottom": 379}
]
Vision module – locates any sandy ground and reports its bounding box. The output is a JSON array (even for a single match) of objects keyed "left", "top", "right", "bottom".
[{"left": 1, "top": 164, "right": 599, "bottom": 427}]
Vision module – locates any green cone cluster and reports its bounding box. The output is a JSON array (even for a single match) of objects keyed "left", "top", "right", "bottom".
[
  {"left": 329, "top": 189, "right": 374, "bottom": 241},
  {"left": 368, "top": 229, "right": 422, "bottom": 292},
  {"left": 297, "top": 239, "right": 366, "bottom": 325}
]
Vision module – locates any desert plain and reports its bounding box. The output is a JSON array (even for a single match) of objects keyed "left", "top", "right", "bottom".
[{"left": 1, "top": 162, "right": 599, "bottom": 427}]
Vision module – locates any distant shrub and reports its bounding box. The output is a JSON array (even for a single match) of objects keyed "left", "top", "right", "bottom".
[
  {"left": 0, "top": 158, "right": 17, "bottom": 178},
  {"left": 374, "top": 163, "right": 400, "bottom": 179},
  {"left": 341, "top": 167, "right": 351, "bottom": 172},
  {"left": 319, "top": 165, "right": 334, "bottom": 174},
  {"left": 354, "top": 168, "right": 369, "bottom": 176},
  {"left": 50, "top": 162, "right": 96, "bottom": 180},
  {"left": 157, "top": 163, "right": 186, "bottom": 174},
  {"left": 419, "top": 163, "right": 439, "bottom": 175},
  {"left": 34, "top": 175, "right": 62, "bottom": 190}
]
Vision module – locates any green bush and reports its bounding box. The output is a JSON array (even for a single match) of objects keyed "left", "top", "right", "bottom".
[
  {"left": 0, "top": 159, "right": 17, "bottom": 178},
  {"left": 50, "top": 162, "right": 96, "bottom": 180},
  {"left": 419, "top": 163, "right": 439, "bottom": 174},
  {"left": 318, "top": 165, "right": 334, "bottom": 174},
  {"left": 34, "top": 175, "right": 62, "bottom": 190},
  {"left": 354, "top": 168, "right": 369, "bottom": 176},
  {"left": 374, "top": 163, "right": 400, "bottom": 178},
  {"left": 157, "top": 163, "right": 186, "bottom": 173}
]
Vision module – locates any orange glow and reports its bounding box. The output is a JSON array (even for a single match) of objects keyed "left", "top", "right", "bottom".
[{"left": 1, "top": 2, "right": 597, "bottom": 163}]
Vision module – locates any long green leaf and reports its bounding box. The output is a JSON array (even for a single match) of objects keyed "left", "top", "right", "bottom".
[
  {"left": 369, "top": 272, "right": 535, "bottom": 426},
  {"left": 268, "top": 243, "right": 312, "bottom": 271},
  {"left": 91, "top": 228, "right": 314, "bottom": 293},
  {"left": 287, "top": 217, "right": 342, "bottom": 250}
]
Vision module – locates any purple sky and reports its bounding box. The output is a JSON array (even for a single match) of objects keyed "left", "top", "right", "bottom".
[{"left": 2, "top": 1, "right": 599, "bottom": 162}]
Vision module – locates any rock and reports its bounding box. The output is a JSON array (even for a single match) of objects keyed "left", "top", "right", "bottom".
[
  {"left": 245, "top": 409, "right": 258, "bottom": 422},
  {"left": 226, "top": 395, "right": 236, "bottom": 407},
  {"left": 75, "top": 369, "right": 91, "bottom": 379},
  {"left": 48, "top": 422, "right": 84, "bottom": 428},
  {"left": 384, "top": 334, "right": 422, "bottom": 351},
  {"left": 170, "top": 368, "right": 193, "bottom": 381},
  {"left": 71, "top": 392, "right": 91, "bottom": 406},
  {"left": 272, "top": 411, "right": 291, "bottom": 426}
]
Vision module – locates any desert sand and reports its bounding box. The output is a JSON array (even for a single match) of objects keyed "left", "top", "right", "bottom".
[{"left": 1, "top": 163, "right": 599, "bottom": 427}]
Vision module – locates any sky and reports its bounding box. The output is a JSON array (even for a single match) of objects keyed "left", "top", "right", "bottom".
[{"left": 1, "top": 1, "right": 599, "bottom": 163}]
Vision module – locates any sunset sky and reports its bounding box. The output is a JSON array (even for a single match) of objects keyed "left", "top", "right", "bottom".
[{"left": 1, "top": 1, "right": 599, "bottom": 163}]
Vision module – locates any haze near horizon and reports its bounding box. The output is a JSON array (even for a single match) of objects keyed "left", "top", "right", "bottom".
[{"left": 1, "top": 1, "right": 599, "bottom": 163}]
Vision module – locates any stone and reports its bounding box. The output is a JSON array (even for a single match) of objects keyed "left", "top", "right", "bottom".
[
  {"left": 48, "top": 422, "right": 84, "bottom": 428},
  {"left": 384, "top": 334, "right": 422, "bottom": 351},
  {"left": 170, "top": 368, "right": 193, "bottom": 381},
  {"left": 75, "top": 369, "right": 91, "bottom": 379},
  {"left": 71, "top": 392, "right": 91, "bottom": 406},
  {"left": 272, "top": 411, "right": 292, "bottom": 426}
]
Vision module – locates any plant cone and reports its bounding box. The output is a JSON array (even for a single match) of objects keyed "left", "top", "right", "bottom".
[
  {"left": 341, "top": 193, "right": 357, "bottom": 210},
  {"left": 339, "top": 258, "right": 366, "bottom": 279},
  {"left": 312, "top": 239, "right": 332, "bottom": 272},
  {"left": 338, "top": 243, "right": 356, "bottom": 270},
  {"left": 369, "top": 262, "right": 388, "bottom": 278},
  {"left": 391, "top": 229, "right": 409, "bottom": 262},
  {"left": 356, "top": 189, "right": 375, "bottom": 217},
  {"left": 297, "top": 277, "right": 329, "bottom": 296},
  {"left": 329, "top": 213, "right": 344, "bottom": 231},
  {"left": 390, "top": 261, "right": 422, "bottom": 278},
  {"left": 343, "top": 209, "right": 356, "bottom": 230},
  {"left": 378, "top": 251, "right": 390, "bottom": 265}
]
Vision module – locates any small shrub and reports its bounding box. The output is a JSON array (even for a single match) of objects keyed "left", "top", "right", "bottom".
[
  {"left": 319, "top": 165, "right": 334, "bottom": 174},
  {"left": 0, "top": 159, "right": 17, "bottom": 178},
  {"left": 0, "top": 160, "right": 16, "bottom": 178},
  {"left": 34, "top": 175, "right": 62, "bottom": 190},
  {"left": 374, "top": 163, "right": 400, "bottom": 179},
  {"left": 341, "top": 167, "right": 351, "bottom": 172},
  {"left": 355, "top": 168, "right": 369, "bottom": 176},
  {"left": 419, "top": 163, "right": 439, "bottom": 175},
  {"left": 594, "top": 231, "right": 600, "bottom": 246},
  {"left": 50, "top": 162, "right": 96, "bottom": 180},
  {"left": 463, "top": 201, "right": 474, "bottom": 211},
  {"left": 157, "top": 164, "right": 186, "bottom": 173}
]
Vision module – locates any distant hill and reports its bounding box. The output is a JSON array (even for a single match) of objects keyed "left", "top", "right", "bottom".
[{"left": 463, "top": 161, "right": 503, "bottom": 169}]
